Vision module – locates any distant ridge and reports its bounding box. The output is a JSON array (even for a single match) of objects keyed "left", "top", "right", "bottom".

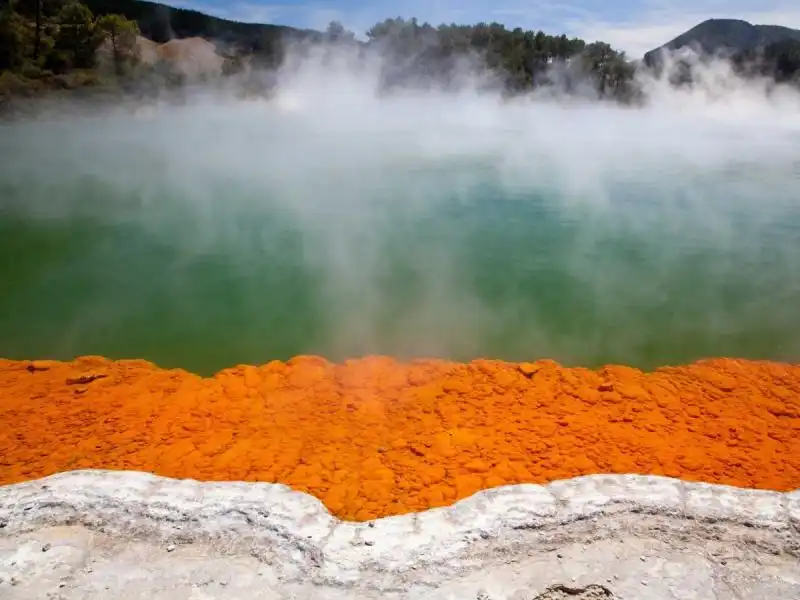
[{"left": 644, "top": 18, "right": 800, "bottom": 65}]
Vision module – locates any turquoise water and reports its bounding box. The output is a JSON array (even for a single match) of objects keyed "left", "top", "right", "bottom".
[{"left": 1, "top": 99, "right": 799, "bottom": 375}]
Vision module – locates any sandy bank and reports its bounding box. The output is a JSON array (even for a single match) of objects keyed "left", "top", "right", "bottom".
[{"left": 1, "top": 355, "right": 799, "bottom": 520}]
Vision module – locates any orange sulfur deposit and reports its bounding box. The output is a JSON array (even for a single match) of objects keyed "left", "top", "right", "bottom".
[{"left": 1, "top": 355, "right": 800, "bottom": 521}]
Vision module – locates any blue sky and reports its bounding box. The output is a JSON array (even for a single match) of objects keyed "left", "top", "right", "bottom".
[{"left": 171, "top": 0, "right": 800, "bottom": 57}]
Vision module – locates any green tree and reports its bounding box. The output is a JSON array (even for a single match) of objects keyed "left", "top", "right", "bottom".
[
  {"left": 12, "top": 0, "right": 64, "bottom": 61},
  {"left": 579, "top": 42, "right": 635, "bottom": 98},
  {"left": 95, "top": 13, "right": 139, "bottom": 74},
  {"left": 324, "top": 20, "right": 354, "bottom": 43},
  {"left": 0, "top": 3, "right": 31, "bottom": 70},
  {"left": 52, "top": 1, "right": 97, "bottom": 69}
]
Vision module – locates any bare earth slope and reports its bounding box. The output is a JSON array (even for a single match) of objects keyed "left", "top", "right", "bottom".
[
  {"left": 97, "top": 35, "right": 225, "bottom": 77},
  {"left": 0, "top": 471, "right": 799, "bottom": 599}
]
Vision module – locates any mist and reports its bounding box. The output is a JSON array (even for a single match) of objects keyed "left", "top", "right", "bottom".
[{"left": 1, "top": 45, "right": 799, "bottom": 374}]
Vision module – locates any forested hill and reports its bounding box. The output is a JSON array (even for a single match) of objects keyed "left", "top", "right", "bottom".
[
  {"left": 81, "top": 0, "right": 320, "bottom": 47},
  {"left": 644, "top": 18, "right": 800, "bottom": 64},
  {"left": 1, "top": 0, "right": 638, "bottom": 101}
]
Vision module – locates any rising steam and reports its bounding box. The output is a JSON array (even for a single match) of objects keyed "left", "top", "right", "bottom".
[{"left": 0, "top": 42, "right": 799, "bottom": 374}]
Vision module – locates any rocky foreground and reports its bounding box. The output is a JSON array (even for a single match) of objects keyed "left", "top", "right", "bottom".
[
  {"left": 1, "top": 356, "right": 799, "bottom": 597},
  {"left": 1, "top": 471, "right": 799, "bottom": 599},
  {"left": 1, "top": 356, "right": 799, "bottom": 520}
]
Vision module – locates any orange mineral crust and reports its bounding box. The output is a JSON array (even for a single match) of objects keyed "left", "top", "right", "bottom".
[{"left": 1, "top": 355, "right": 800, "bottom": 520}]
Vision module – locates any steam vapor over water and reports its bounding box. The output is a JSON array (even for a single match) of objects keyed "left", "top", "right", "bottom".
[{"left": 1, "top": 49, "right": 799, "bottom": 375}]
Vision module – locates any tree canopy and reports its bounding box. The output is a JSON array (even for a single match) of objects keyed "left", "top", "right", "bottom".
[{"left": 1, "top": 0, "right": 139, "bottom": 75}]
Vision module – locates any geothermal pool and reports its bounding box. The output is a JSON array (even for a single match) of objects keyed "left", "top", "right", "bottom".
[
  {"left": 2, "top": 86, "right": 800, "bottom": 522},
  {"left": 1, "top": 95, "right": 800, "bottom": 374}
]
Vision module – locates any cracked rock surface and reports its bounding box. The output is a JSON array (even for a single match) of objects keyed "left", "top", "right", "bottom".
[{"left": 1, "top": 470, "right": 799, "bottom": 599}]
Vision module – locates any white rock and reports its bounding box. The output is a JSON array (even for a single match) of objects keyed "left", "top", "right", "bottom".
[{"left": 0, "top": 471, "right": 797, "bottom": 599}]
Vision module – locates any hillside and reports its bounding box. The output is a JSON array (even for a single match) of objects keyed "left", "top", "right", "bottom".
[
  {"left": 644, "top": 18, "right": 800, "bottom": 65},
  {"left": 82, "top": 0, "right": 321, "bottom": 51},
  {"left": 94, "top": 35, "right": 226, "bottom": 78}
]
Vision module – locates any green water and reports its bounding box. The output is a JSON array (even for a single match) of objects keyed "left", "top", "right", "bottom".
[{"left": 1, "top": 102, "right": 799, "bottom": 375}]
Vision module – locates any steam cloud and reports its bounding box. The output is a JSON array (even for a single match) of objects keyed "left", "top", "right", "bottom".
[{"left": 1, "top": 43, "right": 799, "bottom": 374}]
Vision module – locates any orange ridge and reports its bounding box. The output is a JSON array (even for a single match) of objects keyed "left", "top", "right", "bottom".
[{"left": 1, "top": 355, "right": 799, "bottom": 521}]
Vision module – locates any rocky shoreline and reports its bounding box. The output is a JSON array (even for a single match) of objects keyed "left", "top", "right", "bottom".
[
  {"left": 1, "top": 471, "right": 798, "bottom": 598},
  {"left": 2, "top": 356, "right": 799, "bottom": 520}
]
